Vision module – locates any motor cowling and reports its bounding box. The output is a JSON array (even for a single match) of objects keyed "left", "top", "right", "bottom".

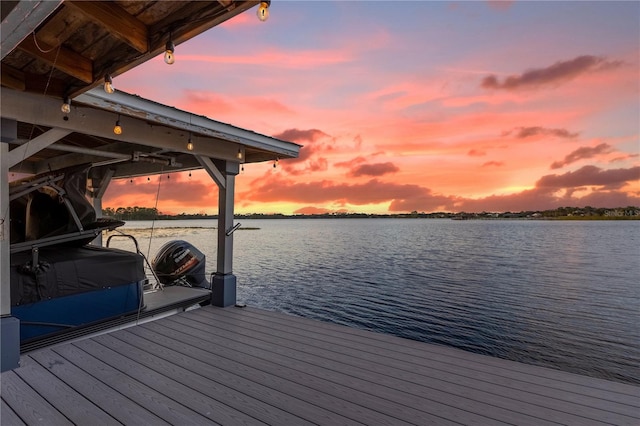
[{"left": 151, "top": 240, "right": 208, "bottom": 288}]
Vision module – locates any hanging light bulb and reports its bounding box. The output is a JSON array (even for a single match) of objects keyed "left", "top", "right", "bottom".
[
  {"left": 186, "top": 133, "right": 194, "bottom": 151},
  {"left": 113, "top": 115, "right": 122, "bottom": 135},
  {"left": 61, "top": 96, "right": 71, "bottom": 114},
  {"left": 164, "top": 39, "right": 175, "bottom": 64},
  {"left": 104, "top": 73, "right": 114, "bottom": 94},
  {"left": 273, "top": 157, "right": 279, "bottom": 169},
  {"left": 237, "top": 148, "right": 243, "bottom": 160},
  {"left": 257, "top": 0, "right": 270, "bottom": 21}
]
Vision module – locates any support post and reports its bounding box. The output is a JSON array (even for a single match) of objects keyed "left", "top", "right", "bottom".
[
  {"left": 212, "top": 160, "right": 239, "bottom": 307},
  {"left": 89, "top": 169, "right": 114, "bottom": 246},
  {"left": 1, "top": 118, "right": 20, "bottom": 372}
]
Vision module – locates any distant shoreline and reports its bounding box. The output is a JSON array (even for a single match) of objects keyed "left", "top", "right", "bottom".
[{"left": 103, "top": 206, "right": 639, "bottom": 221}]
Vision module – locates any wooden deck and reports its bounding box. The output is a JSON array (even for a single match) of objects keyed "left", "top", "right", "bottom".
[{"left": 2, "top": 306, "right": 638, "bottom": 425}]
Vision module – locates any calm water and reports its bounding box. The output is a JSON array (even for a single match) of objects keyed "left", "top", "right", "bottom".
[{"left": 112, "top": 218, "right": 640, "bottom": 384}]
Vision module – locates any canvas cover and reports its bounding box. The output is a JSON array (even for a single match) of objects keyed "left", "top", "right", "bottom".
[{"left": 11, "top": 245, "right": 145, "bottom": 306}]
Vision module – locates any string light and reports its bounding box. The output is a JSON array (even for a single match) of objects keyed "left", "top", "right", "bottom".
[
  {"left": 257, "top": 0, "right": 270, "bottom": 21},
  {"left": 104, "top": 73, "right": 114, "bottom": 94},
  {"left": 241, "top": 165, "right": 244, "bottom": 173},
  {"left": 237, "top": 148, "right": 243, "bottom": 160},
  {"left": 186, "top": 133, "right": 194, "bottom": 151},
  {"left": 164, "top": 39, "right": 175, "bottom": 64},
  {"left": 273, "top": 158, "right": 279, "bottom": 169},
  {"left": 113, "top": 115, "right": 122, "bottom": 135},
  {"left": 61, "top": 96, "right": 71, "bottom": 114}
]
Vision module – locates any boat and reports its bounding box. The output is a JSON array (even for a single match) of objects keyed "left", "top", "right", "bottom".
[{"left": 8, "top": 165, "right": 212, "bottom": 345}]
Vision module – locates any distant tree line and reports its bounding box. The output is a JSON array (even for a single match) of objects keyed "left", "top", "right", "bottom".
[{"left": 103, "top": 206, "right": 639, "bottom": 221}]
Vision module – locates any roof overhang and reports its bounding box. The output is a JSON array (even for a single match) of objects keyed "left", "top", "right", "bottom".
[
  {"left": 2, "top": 86, "right": 300, "bottom": 178},
  {"left": 1, "top": 1, "right": 259, "bottom": 98}
]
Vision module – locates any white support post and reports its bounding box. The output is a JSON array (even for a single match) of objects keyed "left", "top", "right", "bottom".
[{"left": 1, "top": 119, "right": 20, "bottom": 372}]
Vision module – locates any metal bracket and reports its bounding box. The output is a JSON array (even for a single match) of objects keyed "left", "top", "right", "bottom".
[{"left": 225, "top": 222, "right": 241, "bottom": 236}]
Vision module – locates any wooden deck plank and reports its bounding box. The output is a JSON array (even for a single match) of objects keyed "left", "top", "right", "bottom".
[
  {"left": 3, "top": 305, "right": 639, "bottom": 426},
  {"left": 162, "top": 313, "right": 551, "bottom": 426},
  {"left": 222, "top": 308, "right": 640, "bottom": 410},
  {"left": 12, "top": 355, "right": 119, "bottom": 426},
  {"left": 1, "top": 396, "right": 28, "bottom": 426},
  {"left": 48, "top": 343, "right": 216, "bottom": 426},
  {"left": 132, "top": 319, "right": 465, "bottom": 426},
  {"left": 72, "top": 337, "right": 278, "bottom": 426},
  {"left": 27, "top": 349, "right": 171, "bottom": 426},
  {"left": 251, "top": 307, "right": 640, "bottom": 396},
  {"left": 186, "top": 307, "right": 638, "bottom": 425},
  {"left": 0, "top": 370, "right": 72, "bottom": 426},
  {"left": 99, "top": 329, "right": 389, "bottom": 426},
  {"left": 85, "top": 332, "right": 350, "bottom": 426}
]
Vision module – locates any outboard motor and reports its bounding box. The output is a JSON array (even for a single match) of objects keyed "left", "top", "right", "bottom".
[{"left": 151, "top": 240, "right": 209, "bottom": 288}]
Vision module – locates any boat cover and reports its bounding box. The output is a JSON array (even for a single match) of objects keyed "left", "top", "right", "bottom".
[{"left": 11, "top": 245, "right": 145, "bottom": 307}]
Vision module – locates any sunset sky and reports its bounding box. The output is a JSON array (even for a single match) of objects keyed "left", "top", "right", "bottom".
[{"left": 104, "top": 1, "right": 640, "bottom": 215}]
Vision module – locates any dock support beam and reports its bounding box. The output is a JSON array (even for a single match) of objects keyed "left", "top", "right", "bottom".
[
  {"left": 1, "top": 118, "right": 20, "bottom": 372},
  {"left": 198, "top": 157, "right": 239, "bottom": 307},
  {"left": 89, "top": 168, "right": 114, "bottom": 246}
]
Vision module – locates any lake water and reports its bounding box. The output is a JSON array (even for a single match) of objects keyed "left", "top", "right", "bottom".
[{"left": 110, "top": 218, "right": 640, "bottom": 385}]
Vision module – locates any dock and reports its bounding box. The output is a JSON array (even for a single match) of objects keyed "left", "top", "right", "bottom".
[{"left": 2, "top": 305, "right": 639, "bottom": 425}]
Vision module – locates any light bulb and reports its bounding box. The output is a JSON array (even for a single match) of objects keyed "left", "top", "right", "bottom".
[
  {"left": 61, "top": 97, "right": 71, "bottom": 114},
  {"left": 104, "top": 74, "right": 114, "bottom": 94},
  {"left": 257, "top": 1, "right": 270, "bottom": 21},
  {"left": 113, "top": 120, "right": 122, "bottom": 135},
  {"left": 186, "top": 137, "right": 194, "bottom": 151},
  {"left": 164, "top": 40, "right": 175, "bottom": 64},
  {"left": 237, "top": 149, "right": 243, "bottom": 160}
]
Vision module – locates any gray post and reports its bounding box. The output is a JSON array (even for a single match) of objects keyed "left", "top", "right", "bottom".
[
  {"left": 89, "top": 169, "right": 114, "bottom": 246},
  {"left": 1, "top": 118, "right": 20, "bottom": 372},
  {"left": 212, "top": 160, "right": 239, "bottom": 307}
]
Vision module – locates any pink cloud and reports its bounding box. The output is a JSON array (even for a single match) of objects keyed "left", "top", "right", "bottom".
[
  {"left": 503, "top": 126, "right": 579, "bottom": 140},
  {"left": 468, "top": 149, "right": 486, "bottom": 157},
  {"left": 536, "top": 165, "right": 640, "bottom": 190},
  {"left": 481, "top": 56, "right": 624, "bottom": 90},
  {"left": 482, "top": 161, "right": 504, "bottom": 167},
  {"left": 349, "top": 162, "right": 399, "bottom": 178},
  {"left": 550, "top": 143, "right": 614, "bottom": 169},
  {"left": 486, "top": 1, "right": 515, "bottom": 11}
]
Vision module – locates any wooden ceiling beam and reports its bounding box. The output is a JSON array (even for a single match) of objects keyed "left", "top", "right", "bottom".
[
  {"left": 17, "top": 35, "right": 93, "bottom": 83},
  {"left": 0, "top": 63, "right": 25, "bottom": 91},
  {"left": 0, "top": 0, "right": 63, "bottom": 60},
  {"left": 65, "top": 1, "right": 149, "bottom": 54}
]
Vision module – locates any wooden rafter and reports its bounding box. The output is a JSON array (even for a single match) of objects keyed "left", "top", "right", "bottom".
[
  {"left": 17, "top": 34, "right": 93, "bottom": 84},
  {"left": 65, "top": 1, "right": 149, "bottom": 54}
]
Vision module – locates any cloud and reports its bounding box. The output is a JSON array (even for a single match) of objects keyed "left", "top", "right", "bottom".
[
  {"left": 486, "top": 1, "right": 515, "bottom": 11},
  {"left": 273, "top": 128, "right": 329, "bottom": 144},
  {"left": 468, "top": 149, "right": 486, "bottom": 157},
  {"left": 536, "top": 165, "right": 640, "bottom": 190},
  {"left": 550, "top": 143, "right": 613, "bottom": 169},
  {"left": 270, "top": 128, "right": 335, "bottom": 175},
  {"left": 334, "top": 156, "right": 367, "bottom": 168},
  {"left": 481, "top": 55, "right": 624, "bottom": 90},
  {"left": 504, "top": 126, "right": 579, "bottom": 139},
  {"left": 349, "top": 162, "right": 399, "bottom": 177},
  {"left": 104, "top": 173, "right": 217, "bottom": 214},
  {"left": 482, "top": 161, "right": 504, "bottom": 167},
  {"left": 294, "top": 206, "right": 333, "bottom": 215},
  {"left": 239, "top": 176, "right": 456, "bottom": 211}
]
